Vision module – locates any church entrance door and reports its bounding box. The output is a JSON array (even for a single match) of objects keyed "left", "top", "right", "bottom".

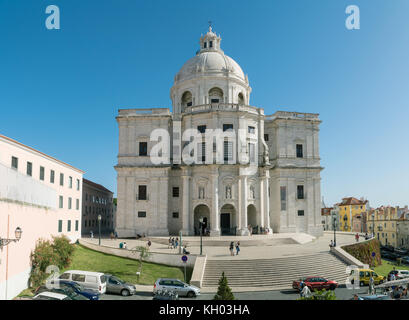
[{"left": 220, "top": 213, "right": 230, "bottom": 235}]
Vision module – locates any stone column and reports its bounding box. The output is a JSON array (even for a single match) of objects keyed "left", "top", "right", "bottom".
[
  {"left": 210, "top": 167, "right": 220, "bottom": 236},
  {"left": 307, "top": 177, "right": 315, "bottom": 233},
  {"left": 238, "top": 175, "right": 250, "bottom": 235},
  {"left": 262, "top": 171, "right": 272, "bottom": 233},
  {"left": 181, "top": 173, "right": 192, "bottom": 235},
  {"left": 287, "top": 178, "right": 297, "bottom": 233}
]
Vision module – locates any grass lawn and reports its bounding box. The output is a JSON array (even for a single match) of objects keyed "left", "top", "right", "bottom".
[
  {"left": 374, "top": 259, "right": 409, "bottom": 277},
  {"left": 62, "top": 244, "right": 192, "bottom": 285}
]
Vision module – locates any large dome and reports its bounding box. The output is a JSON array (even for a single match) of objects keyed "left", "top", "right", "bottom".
[{"left": 175, "top": 50, "right": 245, "bottom": 83}]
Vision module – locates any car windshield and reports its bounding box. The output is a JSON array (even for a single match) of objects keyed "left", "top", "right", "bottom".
[{"left": 111, "top": 276, "right": 125, "bottom": 284}]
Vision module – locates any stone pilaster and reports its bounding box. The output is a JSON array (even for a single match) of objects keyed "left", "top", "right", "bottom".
[
  {"left": 238, "top": 175, "right": 250, "bottom": 235},
  {"left": 210, "top": 166, "right": 220, "bottom": 236},
  {"left": 181, "top": 173, "right": 192, "bottom": 235}
]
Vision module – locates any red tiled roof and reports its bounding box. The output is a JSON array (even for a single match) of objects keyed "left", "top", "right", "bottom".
[{"left": 339, "top": 197, "right": 368, "bottom": 206}]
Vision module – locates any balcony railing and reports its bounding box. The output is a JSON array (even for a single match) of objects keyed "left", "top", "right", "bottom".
[{"left": 184, "top": 103, "right": 262, "bottom": 115}]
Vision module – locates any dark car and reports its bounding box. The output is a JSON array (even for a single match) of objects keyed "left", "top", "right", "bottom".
[
  {"left": 292, "top": 277, "right": 338, "bottom": 291},
  {"left": 36, "top": 280, "right": 99, "bottom": 300},
  {"left": 35, "top": 284, "right": 89, "bottom": 300},
  {"left": 394, "top": 249, "right": 409, "bottom": 256},
  {"left": 382, "top": 251, "right": 398, "bottom": 261}
]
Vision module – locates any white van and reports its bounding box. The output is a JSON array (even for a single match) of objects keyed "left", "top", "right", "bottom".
[{"left": 59, "top": 270, "right": 107, "bottom": 294}]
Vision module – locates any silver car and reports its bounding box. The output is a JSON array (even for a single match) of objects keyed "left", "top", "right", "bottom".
[
  {"left": 153, "top": 278, "right": 200, "bottom": 298},
  {"left": 105, "top": 274, "right": 136, "bottom": 296}
]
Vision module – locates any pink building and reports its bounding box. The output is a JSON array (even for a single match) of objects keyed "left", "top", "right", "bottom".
[{"left": 0, "top": 135, "right": 84, "bottom": 299}]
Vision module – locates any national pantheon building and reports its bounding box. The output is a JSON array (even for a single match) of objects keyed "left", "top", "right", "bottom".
[{"left": 115, "top": 27, "right": 324, "bottom": 237}]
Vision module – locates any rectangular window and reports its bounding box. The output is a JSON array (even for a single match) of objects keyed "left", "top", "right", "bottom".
[
  {"left": 280, "top": 186, "right": 287, "bottom": 211},
  {"left": 67, "top": 220, "right": 71, "bottom": 232},
  {"left": 60, "top": 173, "right": 64, "bottom": 186},
  {"left": 172, "top": 187, "right": 179, "bottom": 198},
  {"left": 298, "top": 210, "right": 305, "bottom": 216},
  {"left": 68, "top": 197, "right": 72, "bottom": 210},
  {"left": 75, "top": 220, "right": 79, "bottom": 231},
  {"left": 223, "top": 124, "right": 233, "bottom": 132},
  {"left": 172, "top": 212, "right": 179, "bottom": 218},
  {"left": 69, "top": 176, "right": 73, "bottom": 188},
  {"left": 59, "top": 196, "right": 63, "bottom": 209},
  {"left": 209, "top": 41, "right": 213, "bottom": 48},
  {"left": 58, "top": 220, "right": 62, "bottom": 233},
  {"left": 40, "top": 166, "right": 45, "bottom": 181},
  {"left": 297, "top": 185, "right": 304, "bottom": 199},
  {"left": 138, "top": 185, "right": 147, "bottom": 200},
  {"left": 296, "top": 144, "right": 303, "bottom": 158},
  {"left": 77, "top": 179, "right": 80, "bottom": 191},
  {"left": 11, "top": 156, "right": 18, "bottom": 170},
  {"left": 264, "top": 134, "right": 269, "bottom": 142},
  {"left": 76, "top": 199, "right": 79, "bottom": 210},
  {"left": 50, "top": 170, "right": 55, "bottom": 183},
  {"left": 138, "top": 211, "right": 146, "bottom": 218},
  {"left": 26, "top": 162, "right": 32, "bottom": 176},
  {"left": 197, "top": 125, "right": 206, "bottom": 133},
  {"left": 223, "top": 140, "right": 233, "bottom": 163},
  {"left": 248, "top": 126, "right": 255, "bottom": 134},
  {"left": 139, "top": 142, "right": 148, "bottom": 156},
  {"left": 197, "top": 142, "right": 206, "bottom": 162}
]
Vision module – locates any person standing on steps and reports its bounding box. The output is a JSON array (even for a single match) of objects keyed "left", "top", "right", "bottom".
[
  {"left": 229, "top": 241, "right": 234, "bottom": 256},
  {"left": 236, "top": 241, "right": 240, "bottom": 255}
]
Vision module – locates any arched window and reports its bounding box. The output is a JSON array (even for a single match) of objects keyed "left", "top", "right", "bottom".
[
  {"left": 208, "top": 87, "right": 223, "bottom": 103},
  {"left": 181, "top": 91, "right": 193, "bottom": 109},
  {"left": 238, "top": 92, "right": 244, "bottom": 105}
]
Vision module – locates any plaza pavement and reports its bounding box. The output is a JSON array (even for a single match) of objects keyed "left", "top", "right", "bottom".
[{"left": 83, "top": 232, "right": 359, "bottom": 293}]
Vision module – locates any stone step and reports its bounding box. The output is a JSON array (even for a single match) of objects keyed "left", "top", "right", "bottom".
[{"left": 202, "top": 252, "right": 349, "bottom": 288}]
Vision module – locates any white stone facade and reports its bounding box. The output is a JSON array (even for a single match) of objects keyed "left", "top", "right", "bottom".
[{"left": 115, "top": 28, "right": 323, "bottom": 238}]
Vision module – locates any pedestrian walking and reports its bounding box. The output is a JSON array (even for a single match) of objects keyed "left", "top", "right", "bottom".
[
  {"left": 229, "top": 241, "right": 234, "bottom": 256},
  {"left": 236, "top": 241, "right": 240, "bottom": 255},
  {"left": 123, "top": 242, "right": 127, "bottom": 249},
  {"left": 301, "top": 284, "right": 311, "bottom": 298},
  {"left": 168, "top": 237, "right": 172, "bottom": 249},
  {"left": 110, "top": 232, "right": 114, "bottom": 240},
  {"left": 114, "top": 231, "right": 118, "bottom": 239},
  {"left": 355, "top": 233, "right": 359, "bottom": 242},
  {"left": 171, "top": 237, "right": 175, "bottom": 249},
  {"left": 175, "top": 237, "right": 179, "bottom": 249},
  {"left": 147, "top": 239, "right": 152, "bottom": 250},
  {"left": 90, "top": 230, "right": 94, "bottom": 239},
  {"left": 369, "top": 275, "right": 375, "bottom": 295},
  {"left": 329, "top": 240, "right": 334, "bottom": 248}
]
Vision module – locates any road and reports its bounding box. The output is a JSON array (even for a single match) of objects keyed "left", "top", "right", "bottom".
[{"left": 100, "top": 286, "right": 369, "bottom": 301}]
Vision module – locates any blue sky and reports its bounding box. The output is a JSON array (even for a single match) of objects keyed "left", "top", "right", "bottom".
[{"left": 1, "top": 0, "right": 408, "bottom": 208}]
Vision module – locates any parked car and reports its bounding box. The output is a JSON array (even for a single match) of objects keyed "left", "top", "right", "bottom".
[
  {"left": 292, "top": 277, "right": 338, "bottom": 291},
  {"left": 388, "top": 270, "right": 409, "bottom": 281},
  {"left": 33, "top": 292, "right": 72, "bottom": 300},
  {"left": 401, "top": 256, "right": 409, "bottom": 265},
  {"left": 381, "top": 251, "right": 398, "bottom": 261},
  {"left": 356, "top": 294, "right": 392, "bottom": 300},
  {"left": 394, "top": 249, "right": 409, "bottom": 256},
  {"left": 105, "top": 274, "right": 136, "bottom": 296},
  {"left": 381, "top": 245, "right": 395, "bottom": 252},
  {"left": 37, "top": 280, "right": 99, "bottom": 300},
  {"left": 35, "top": 283, "right": 90, "bottom": 300},
  {"left": 59, "top": 270, "right": 107, "bottom": 294},
  {"left": 350, "top": 269, "right": 384, "bottom": 286},
  {"left": 153, "top": 278, "right": 200, "bottom": 298}
]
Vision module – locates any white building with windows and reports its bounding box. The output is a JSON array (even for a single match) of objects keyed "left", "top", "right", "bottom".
[
  {"left": 0, "top": 134, "right": 83, "bottom": 299},
  {"left": 115, "top": 27, "right": 323, "bottom": 238}
]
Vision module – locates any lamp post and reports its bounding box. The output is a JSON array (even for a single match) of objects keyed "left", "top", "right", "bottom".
[
  {"left": 98, "top": 214, "right": 102, "bottom": 246},
  {"left": 372, "top": 213, "right": 375, "bottom": 239},
  {"left": 0, "top": 227, "right": 23, "bottom": 249},
  {"left": 333, "top": 216, "right": 337, "bottom": 247},
  {"left": 199, "top": 217, "right": 203, "bottom": 255}
]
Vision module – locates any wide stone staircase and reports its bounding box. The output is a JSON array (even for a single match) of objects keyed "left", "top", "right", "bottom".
[{"left": 202, "top": 252, "right": 349, "bottom": 289}]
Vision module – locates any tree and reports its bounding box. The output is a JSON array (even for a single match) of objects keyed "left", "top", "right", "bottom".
[
  {"left": 131, "top": 246, "right": 151, "bottom": 282},
  {"left": 213, "top": 272, "right": 235, "bottom": 300},
  {"left": 297, "top": 289, "right": 337, "bottom": 300}
]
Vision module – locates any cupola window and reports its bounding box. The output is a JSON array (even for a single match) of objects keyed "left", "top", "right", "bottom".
[
  {"left": 204, "top": 42, "right": 207, "bottom": 49},
  {"left": 209, "top": 87, "right": 223, "bottom": 104},
  {"left": 209, "top": 41, "right": 213, "bottom": 48}
]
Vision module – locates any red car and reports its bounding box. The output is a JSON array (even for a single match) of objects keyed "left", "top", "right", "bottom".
[{"left": 292, "top": 277, "right": 338, "bottom": 291}]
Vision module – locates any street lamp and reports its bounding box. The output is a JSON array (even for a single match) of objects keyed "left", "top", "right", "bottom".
[
  {"left": 333, "top": 217, "right": 337, "bottom": 247},
  {"left": 372, "top": 213, "right": 375, "bottom": 239},
  {"left": 0, "top": 227, "right": 23, "bottom": 250},
  {"left": 199, "top": 217, "right": 203, "bottom": 256},
  {"left": 98, "top": 214, "right": 102, "bottom": 246}
]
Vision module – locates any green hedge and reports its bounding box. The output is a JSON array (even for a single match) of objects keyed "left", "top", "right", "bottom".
[{"left": 342, "top": 239, "right": 382, "bottom": 268}]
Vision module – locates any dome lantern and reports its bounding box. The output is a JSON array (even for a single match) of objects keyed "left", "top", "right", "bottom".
[{"left": 199, "top": 26, "right": 222, "bottom": 53}]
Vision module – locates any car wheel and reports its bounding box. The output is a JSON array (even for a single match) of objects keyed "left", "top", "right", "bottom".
[
  {"left": 360, "top": 281, "right": 365, "bottom": 287},
  {"left": 121, "top": 289, "right": 130, "bottom": 297},
  {"left": 330, "top": 285, "right": 336, "bottom": 291},
  {"left": 187, "top": 291, "right": 195, "bottom": 298}
]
